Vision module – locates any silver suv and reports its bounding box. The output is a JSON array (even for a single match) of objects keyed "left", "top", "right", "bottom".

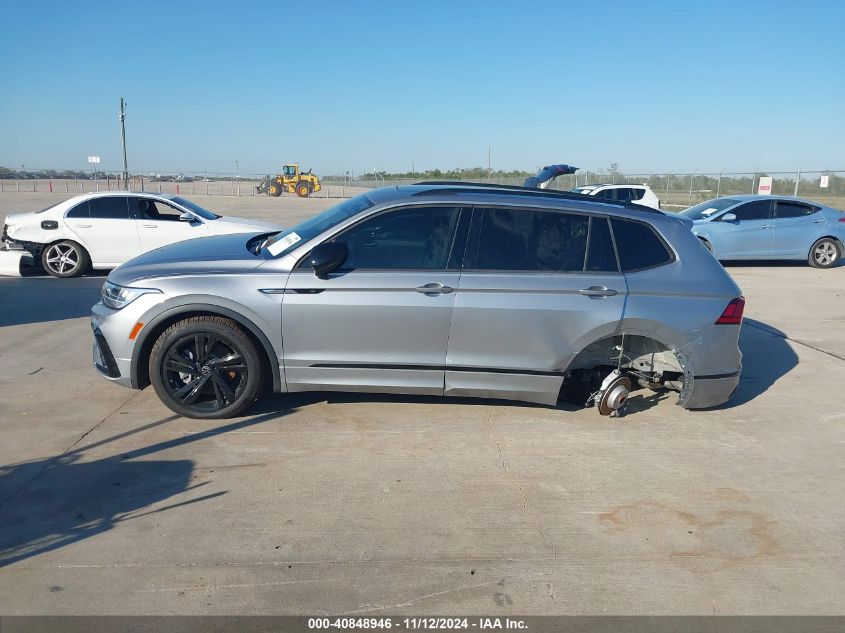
[{"left": 91, "top": 183, "right": 744, "bottom": 419}]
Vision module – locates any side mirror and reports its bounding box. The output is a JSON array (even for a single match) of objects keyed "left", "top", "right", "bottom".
[
  {"left": 179, "top": 211, "right": 195, "bottom": 222},
  {"left": 721, "top": 213, "right": 738, "bottom": 222},
  {"left": 310, "top": 242, "right": 348, "bottom": 278}
]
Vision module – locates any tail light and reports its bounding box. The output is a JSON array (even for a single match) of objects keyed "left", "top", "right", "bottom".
[
  {"left": 838, "top": 217, "right": 845, "bottom": 223},
  {"left": 716, "top": 297, "right": 745, "bottom": 325}
]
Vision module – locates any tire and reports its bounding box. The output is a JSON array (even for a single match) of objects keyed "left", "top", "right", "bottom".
[
  {"left": 808, "top": 237, "right": 841, "bottom": 269},
  {"left": 295, "top": 181, "right": 311, "bottom": 198},
  {"left": 149, "top": 316, "right": 265, "bottom": 419},
  {"left": 41, "top": 240, "right": 89, "bottom": 278},
  {"left": 268, "top": 182, "right": 283, "bottom": 197}
]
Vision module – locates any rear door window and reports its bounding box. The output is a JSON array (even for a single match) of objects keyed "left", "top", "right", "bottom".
[
  {"left": 88, "top": 196, "right": 130, "bottom": 219},
  {"left": 474, "top": 207, "right": 589, "bottom": 272},
  {"left": 610, "top": 218, "right": 673, "bottom": 271},
  {"left": 629, "top": 188, "right": 646, "bottom": 201},
  {"left": 775, "top": 201, "right": 817, "bottom": 218},
  {"left": 614, "top": 188, "right": 634, "bottom": 202}
]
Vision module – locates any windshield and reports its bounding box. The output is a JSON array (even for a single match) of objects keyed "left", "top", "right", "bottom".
[
  {"left": 680, "top": 198, "right": 739, "bottom": 220},
  {"left": 262, "top": 193, "right": 375, "bottom": 257},
  {"left": 171, "top": 196, "right": 220, "bottom": 220}
]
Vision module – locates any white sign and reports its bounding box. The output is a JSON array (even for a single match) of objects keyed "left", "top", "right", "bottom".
[
  {"left": 757, "top": 176, "right": 773, "bottom": 195},
  {"left": 820, "top": 175, "right": 830, "bottom": 188},
  {"left": 87, "top": 156, "right": 101, "bottom": 164},
  {"left": 266, "top": 232, "right": 301, "bottom": 257}
]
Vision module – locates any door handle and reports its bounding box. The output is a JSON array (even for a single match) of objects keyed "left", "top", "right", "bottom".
[
  {"left": 760, "top": 225, "right": 772, "bottom": 229},
  {"left": 415, "top": 282, "right": 454, "bottom": 295},
  {"left": 142, "top": 224, "right": 157, "bottom": 229},
  {"left": 812, "top": 220, "right": 824, "bottom": 224},
  {"left": 76, "top": 224, "right": 92, "bottom": 229},
  {"left": 578, "top": 286, "right": 618, "bottom": 297}
]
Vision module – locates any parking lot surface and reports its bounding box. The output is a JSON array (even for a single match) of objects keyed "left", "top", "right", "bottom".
[{"left": 0, "top": 192, "right": 843, "bottom": 614}]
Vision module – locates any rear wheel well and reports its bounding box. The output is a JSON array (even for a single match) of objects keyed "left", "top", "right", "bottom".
[
  {"left": 560, "top": 334, "right": 687, "bottom": 405},
  {"left": 814, "top": 235, "right": 843, "bottom": 248},
  {"left": 135, "top": 310, "right": 275, "bottom": 393},
  {"left": 43, "top": 237, "right": 89, "bottom": 256}
]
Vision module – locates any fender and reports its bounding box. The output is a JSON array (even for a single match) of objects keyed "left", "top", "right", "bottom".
[{"left": 130, "top": 302, "right": 283, "bottom": 392}]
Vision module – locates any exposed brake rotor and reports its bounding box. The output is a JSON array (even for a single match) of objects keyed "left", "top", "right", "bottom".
[{"left": 597, "top": 374, "right": 632, "bottom": 416}]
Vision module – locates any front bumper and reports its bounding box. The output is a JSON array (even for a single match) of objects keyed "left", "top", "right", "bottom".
[{"left": 90, "top": 299, "right": 150, "bottom": 389}]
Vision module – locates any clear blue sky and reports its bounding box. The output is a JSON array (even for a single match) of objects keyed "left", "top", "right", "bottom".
[{"left": 1, "top": 0, "right": 843, "bottom": 176}]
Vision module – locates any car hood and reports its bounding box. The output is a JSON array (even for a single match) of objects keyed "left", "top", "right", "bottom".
[
  {"left": 209, "top": 216, "right": 283, "bottom": 233},
  {"left": 107, "top": 232, "right": 271, "bottom": 286}
]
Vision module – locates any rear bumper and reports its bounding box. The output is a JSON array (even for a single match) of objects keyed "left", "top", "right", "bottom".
[{"left": 685, "top": 372, "right": 740, "bottom": 409}]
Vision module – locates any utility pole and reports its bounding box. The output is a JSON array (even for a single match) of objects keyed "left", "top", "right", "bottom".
[
  {"left": 119, "top": 98, "right": 129, "bottom": 190},
  {"left": 487, "top": 147, "right": 492, "bottom": 182}
]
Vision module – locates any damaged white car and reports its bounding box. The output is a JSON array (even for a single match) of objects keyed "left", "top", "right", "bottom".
[{"left": 1, "top": 192, "right": 282, "bottom": 278}]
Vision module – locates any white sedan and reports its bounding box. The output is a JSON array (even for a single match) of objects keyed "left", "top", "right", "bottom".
[{"left": 1, "top": 192, "right": 282, "bottom": 277}]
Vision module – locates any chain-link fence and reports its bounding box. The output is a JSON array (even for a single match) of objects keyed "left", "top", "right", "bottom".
[
  {"left": 2, "top": 168, "right": 843, "bottom": 210},
  {"left": 0, "top": 170, "right": 366, "bottom": 199}
]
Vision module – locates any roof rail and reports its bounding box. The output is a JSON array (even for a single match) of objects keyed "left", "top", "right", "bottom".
[{"left": 411, "top": 181, "right": 663, "bottom": 214}]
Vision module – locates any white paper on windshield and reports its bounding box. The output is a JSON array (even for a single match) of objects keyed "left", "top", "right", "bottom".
[
  {"left": 267, "top": 232, "right": 301, "bottom": 256},
  {"left": 701, "top": 208, "right": 719, "bottom": 216}
]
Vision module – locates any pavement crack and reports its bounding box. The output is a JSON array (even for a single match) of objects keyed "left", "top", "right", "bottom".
[
  {"left": 350, "top": 580, "right": 499, "bottom": 613},
  {"left": 487, "top": 412, "right": 527, "bottom": 512},
  {"left": 486, "top": 411, "right": 557, "bottom": 559},
  {"left": 0, "top": 390, "right": 142, "bottom": 509}
]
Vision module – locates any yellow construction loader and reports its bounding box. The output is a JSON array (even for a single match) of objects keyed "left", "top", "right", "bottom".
[{"left": 257, "top": 164, "right": 322, "bottom": 198}]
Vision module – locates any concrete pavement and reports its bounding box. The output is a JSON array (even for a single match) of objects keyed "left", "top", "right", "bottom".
[{"left": 0, "top": 193, "right": 843, "bottom": 615}]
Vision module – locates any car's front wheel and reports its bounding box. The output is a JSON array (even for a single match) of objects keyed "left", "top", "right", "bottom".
[
  {"left": 149, "top": 316, "right": 265, "bottom": 419},
  {"left": 41, "top": 240, "right": 90, "bottom": 278},
  {"left": 808, "top": 237, "right": 841, "bottom": 269}
]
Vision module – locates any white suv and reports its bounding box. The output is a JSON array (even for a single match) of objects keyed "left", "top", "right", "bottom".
[{"left": 572, "top": 184, "right": 661, "bottom": 210}]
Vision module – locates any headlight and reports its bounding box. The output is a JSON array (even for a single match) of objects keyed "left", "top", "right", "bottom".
[{"left": 101, "top": 281, "right": 161, "bottom": 310}]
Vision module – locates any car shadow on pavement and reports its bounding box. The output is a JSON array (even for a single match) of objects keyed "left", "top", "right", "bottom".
[
  {"left": 0, "top": 408, "right": 294, "bottom": 568},
  {"left": 717, "top": 319, "right": 799, "bottom": 409},
  {"left": 0, "top": 275, "right": 106, "bottom": 327},
  {"left": 250, "top": 390, "right": 575, "bottom": 417}
]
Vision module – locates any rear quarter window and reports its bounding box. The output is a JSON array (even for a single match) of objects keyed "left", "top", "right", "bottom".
[{"left": 610, "top": 218, "right": 673, "bottom": 271}]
